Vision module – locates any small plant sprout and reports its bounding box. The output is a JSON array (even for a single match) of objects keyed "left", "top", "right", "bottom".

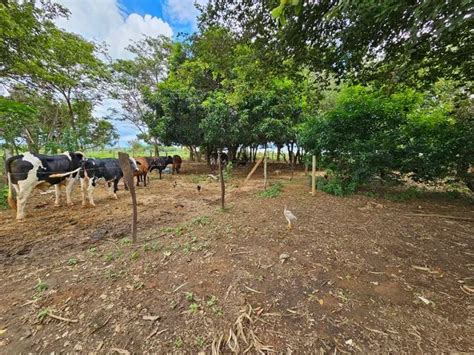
[
  {"left": 67, "top": 258, "right": 78, "bottom": 266},
  {"left": 174, "top": 337, "right": 184, "bottom": 348},
  {"left": 206, "top": 296, "right": 218, "bottom": 307},
  {"left": 37, "top": 308, "right": 50, "bottom": 321},
  {"left": 119, "top": 237, "right": 132, "bottom": 246},
  {"left": 189, "top": 302, "right": 199, "bottom": 313},
  {"left": 130, "top": 251, "right": 140, "bottom": 260},
  {"left": 185, "top": 292, "right": 195, "bottom": 302},
  {"left": 35, "top": 279, "right": 48, "bottom": 293}
]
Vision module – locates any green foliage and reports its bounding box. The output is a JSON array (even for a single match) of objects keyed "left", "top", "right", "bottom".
[
  {"left": 301, "top": 84, "right": 473, "bottom": 193},
  {"left": 35, "top": 279, "right": 48, "bottom": 293},
  {"left": 316, "top": 176, "right": 356, "bottom": 197},
  {"left": 258, "top": 182, "right": 283, "bottom": 198},
  {"left": 0, "top": 185, "right": 8, "bottom": 210},
  {"left": 385, "top": 187, "right": 422, "bottom": 202}
]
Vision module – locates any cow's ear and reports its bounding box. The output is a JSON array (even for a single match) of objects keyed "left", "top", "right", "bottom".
[{"left": 136, "top": 161, "right": 142, "bottom": 165}]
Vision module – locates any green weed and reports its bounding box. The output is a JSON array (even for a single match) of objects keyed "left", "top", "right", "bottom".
[
  {"left": 35, "top": 279, "right": 49, "bottom": 293},
  {"left": 258, "top": 182, "right": 283, "bottom": 198}
]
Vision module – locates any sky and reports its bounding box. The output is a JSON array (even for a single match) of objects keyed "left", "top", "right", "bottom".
[{"left": 52, "top": 0, "right": 207, "bottom": 146}]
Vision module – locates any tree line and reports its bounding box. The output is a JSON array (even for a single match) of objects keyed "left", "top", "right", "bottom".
[{"left": 1, "top": 0, "right": 472, "bottom": 192}]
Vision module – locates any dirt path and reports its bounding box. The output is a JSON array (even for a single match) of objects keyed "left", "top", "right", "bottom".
[{"left": 0, "top": 162, "right": 473, "bottom": 353}]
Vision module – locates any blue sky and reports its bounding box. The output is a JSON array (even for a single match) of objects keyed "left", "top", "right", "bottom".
[{"left": 53, "top": 0, "right": 205, "bottom": 146}]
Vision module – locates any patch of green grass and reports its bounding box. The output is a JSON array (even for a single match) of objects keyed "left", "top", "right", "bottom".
[
  {"left": 162, "top": 226, "right": 185, "bottom": 236},
  {"left": 195, "top": 336, "right": 205, "bottom": 347},
  {"left": 206, "top": 295, "right": 218, "bottom": 308},
  {"left": 133, "top": 281, "right": 145, "bottom": 290},
  {"left": 190, "top": 216, "right": 211, "bottom": 227},
  {"left": 185, "top": 292, "right": 195, "bottom": 302},
  {"left": 104, "top": 251, "right": 123, "bottom": 262},
  {"left": 37, "top": 308, "right": 50, "bottom": 321},
  {"left": 88, "top": 247, "right": 98, "bottom": 256},
  {"left": 385, "top": 187, "right": 422, "bottom": 202},
  {"left": 35, "top": 279, "right": 49, "bottom": 293},
  {"left": 104, "top": 269, "right": 126, "bottom": 280},
  {"left": 66, "top": 258, "right": 78, "bottom": 266},
  {"left": 189, "top": 302, "right": 199, "bottom": 313},
  {"left": 119, "top": 237, "right": 132, "bottom": 246},
  {"left": 0, "top": 185, "right": 8, "bottom": 210},
  {"left": 191, "top": 175, "right": 208, "bottom": 184},
  {"left": 130, "top": 251, "right": 140, "bottom": 260},
  {"left": 359, "top": 190, "right": 377, "bottom": 198},
  {"left": 174, "top": 337, "right": 184, "bottom": 349},
  {"left": 258, "top": 182, "right": 283, "bottom": 198}
]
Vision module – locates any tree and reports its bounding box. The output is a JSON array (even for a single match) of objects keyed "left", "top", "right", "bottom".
[{"left": 110, "top": 36, "right": 172, "bottom": 155}]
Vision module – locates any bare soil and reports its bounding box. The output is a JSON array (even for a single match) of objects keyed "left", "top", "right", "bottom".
[{"left": 0, "top": 161, "right": 473, "bottom": 353}]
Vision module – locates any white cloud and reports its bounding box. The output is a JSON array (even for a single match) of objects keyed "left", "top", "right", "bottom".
[
  {"left": 165, "top": 0, "right": 207, "bottom": 27},
  {"left": 54, "top": 0, "right": 173, "bottom": 59}
]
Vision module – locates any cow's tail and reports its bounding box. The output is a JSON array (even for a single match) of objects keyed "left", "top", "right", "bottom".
[
  {"left": 48, "top": 166, "right": 82, "bottom": 178},
  {"left": 5, "top": 158, "right": 17, "bottom": 210}
]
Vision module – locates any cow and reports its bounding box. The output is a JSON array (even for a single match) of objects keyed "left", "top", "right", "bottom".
[
  {"left": 6, "top": 151, "right": 85, "bottom": 220},
  {"left": 210, "top": 152, "right": 228, "bottom": 171},
  {"left": 133, "top": 157, "right": 154, "bottom": 187},
  {"left": 172, "top": 155, "right": 182, "bottom": 174},
  {"left": 149, "top": 156, "right": 173, "bottom": 179},
  {"left": 80, "top": 157, "right": 140, "bottom": 207}
]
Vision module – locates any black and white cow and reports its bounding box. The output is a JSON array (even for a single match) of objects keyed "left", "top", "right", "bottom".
[
  {"left": 6, "top": 152, "right": 85, "bottom": 220},
  {"left": 210, "top": 152, "right": 228, "bottom": 170},
  {"left": 80, "top": 157, "right": 140, "bottom": 206}
]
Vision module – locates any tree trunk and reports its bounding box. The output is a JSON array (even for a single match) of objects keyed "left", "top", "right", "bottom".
[
  {"left": 188, "top": 146, "right": 194, "bottom": 161},
  {"left": 276, "top": 145, "right": 281, "bottom": 161},
  {"left": 153, "top": 141, "right": 159, "bottom": 156}
]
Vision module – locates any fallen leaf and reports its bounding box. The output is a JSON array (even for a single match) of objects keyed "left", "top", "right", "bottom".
[
  {"left": 345, "top": 339, "right": 353, "bottom": 346},
  {"left": 142, "top": 315, "right": 160, "bottom": 321},
  {"left": 0, "top": 329, "right": 7, "bottom": 335},
  {"left": 318, "top": 299, "right": 324, "bottom": 305}
]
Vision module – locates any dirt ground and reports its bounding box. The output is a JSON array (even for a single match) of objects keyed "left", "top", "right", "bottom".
[{"left": 0, "top": 161, "right": 473, "bottom": 353}]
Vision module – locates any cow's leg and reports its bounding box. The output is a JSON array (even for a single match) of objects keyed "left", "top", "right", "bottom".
[
  {"left": 136, "top": 175, "right": 140, "bottom": 187},
  {"left": 144, "top": 173, "right": 147, "bottom": 187},
  {"left": 65, "top": 176, "right": 76, "bottom": 206},
  {"left": 54, "top": 184, "right": 61, "bottom": 207},
  {"left": 87, "top": 178, "right": 96, "bottom": 207},
  {"left": 112, "top": 179, "right": 119, "bottom": 199},
  {"left": 159, "top": 170, "right": 162, "bottom": 180},
  {"left": 80, "top": 178, "right": 87, "bottom": 206},
  {"left": 16, "top": 184, "right": 34, "bottom": 220}
]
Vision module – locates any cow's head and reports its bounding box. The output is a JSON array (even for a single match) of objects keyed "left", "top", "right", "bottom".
[
  {"left": 129, "top": 157, "right": 141, "bottom": 172},
  {"left": 166, "top": 156, "right": 173, "bottom": 165},
  {"left": 66, "top": 151, "right": 86, "bottom": 168},
  {"left": 80, "top": 158, "right": 96, "bottom": 179}
]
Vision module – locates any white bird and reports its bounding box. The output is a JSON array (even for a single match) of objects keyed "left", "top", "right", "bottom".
[{"left": 284, "top": 205, "right": 297, "bottom": 229}]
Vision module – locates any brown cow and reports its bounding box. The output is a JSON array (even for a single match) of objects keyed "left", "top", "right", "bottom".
[
  {"left": 172, "top": 155, "right": 182, "bottom": 174},
  {"left": 133, "top": 157, "right": 155, "bottom": 187}
]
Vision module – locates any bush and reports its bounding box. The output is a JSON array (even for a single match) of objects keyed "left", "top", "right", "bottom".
[
  {"left": 258, "top": 182, "right": 282, "bottom": 198},
  {"left": 300, "top": 83, "right": 473, "bottom": 193},
  {"left": 316, "top": 176, "right": 356, "bottom": 196}
]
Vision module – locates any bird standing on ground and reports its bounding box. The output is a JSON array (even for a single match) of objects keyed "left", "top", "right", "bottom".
[
  {"left": 284, "top": 205, "right": 297, "bottom": 229},
  {"left": 197, "top": 185, "right": 201, "bottom": 192}
]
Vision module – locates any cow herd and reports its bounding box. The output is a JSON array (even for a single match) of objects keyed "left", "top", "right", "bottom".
[{"left": 5, "top": 152, "right": 182, "bottom": 220}]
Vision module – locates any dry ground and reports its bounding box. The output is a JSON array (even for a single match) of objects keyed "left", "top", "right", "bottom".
[{"left": 0, "top": 161, "right": 473, "bottom": 353}]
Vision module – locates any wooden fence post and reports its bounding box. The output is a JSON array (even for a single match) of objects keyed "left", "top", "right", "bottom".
[
  {"left": 312, "top": 155, "right": 316, "bottom": 196},
  {"left": 263, "top": 154, "right": 268, "bottom": 190},
  {"left": 218, "top": 151, "right": 225, "bottom": 209},
  {"left": 118, "top": 152, "right": 138, "bottom": 243}
]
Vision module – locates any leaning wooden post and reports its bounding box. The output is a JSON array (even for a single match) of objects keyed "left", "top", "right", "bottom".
[
  {"left": 218, "top": 151, "right": 225, "bottom": 209},
  {"left": 311, "top": 155, "right": 316, "bottom": 196},
  {"left": 118, "top": 152, "right": 138, "bottom": 243},
  {"left": 263, "top": 154, "right": 268, "bottom": 190},
  {"left": 243, "top": 156, "right": 264, "bottom": 185}
]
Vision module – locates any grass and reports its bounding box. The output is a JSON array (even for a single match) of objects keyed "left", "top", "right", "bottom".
[
  {"left": 0, "top": 185, "right": 8, "bottom": 210},
  {"left": 66, "top": 258, "right": 78, "bottom": 266},
  {"left": 384, "top": 186, "right": 422, "bottom": 202},
  {"left": 258, "top": 182, "right": 283, "bottom": 198},
  {"left": 34, "top": 279, "right": 49, "bottom": 293}
]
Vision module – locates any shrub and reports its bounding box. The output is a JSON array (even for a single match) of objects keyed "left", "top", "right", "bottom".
[{"left": 258, "top": 182, "right": 282, "bottom": 198}]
